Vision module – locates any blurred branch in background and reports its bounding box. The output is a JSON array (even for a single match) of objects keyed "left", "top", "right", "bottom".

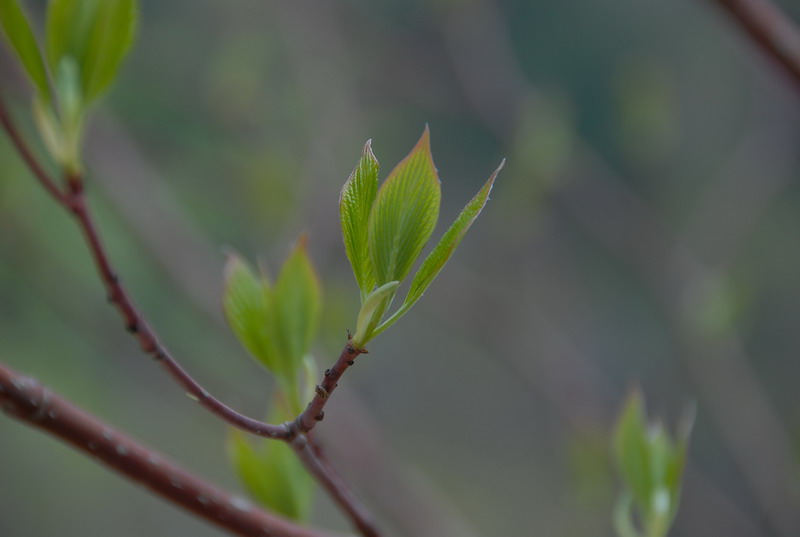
[{"left": 711, "top": 0, "right": 800, "bottom": 91}]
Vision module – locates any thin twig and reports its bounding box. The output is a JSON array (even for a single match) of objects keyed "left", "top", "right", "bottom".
[
  {"left": 712, "top": 0, "right": 800, "bottom": 90},
  {"left": 293, "top": 341, "right": 363, "bottom": 433},
  {"left": 0, "top": 92, "right": 382, "bottom": 537},
  {"left": 292, "top": 435, "right": 380, "bottom": 537},
  {"left": 0, "top": 93, "right": 286, "bottom": 440},
  {"left": 0, "top": 361, "right": 341, "bottom": 537}
]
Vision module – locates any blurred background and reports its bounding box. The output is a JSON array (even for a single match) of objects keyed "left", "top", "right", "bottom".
[{"left": 2, "top": 0, "right": 800, "bottom": 536}]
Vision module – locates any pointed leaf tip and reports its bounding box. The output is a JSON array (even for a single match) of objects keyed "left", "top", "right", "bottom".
[
  {"left": 222, "top": 255, "right": 275, "bottom": 372},
  {"left": 0, "top": 0, "right": 51, "bottom": 98},
  {"left": 340, "top": 140, "right": 380, "bottom": 300},
  {"left": 393, "top": 159, "right": 502, "bottom": 321},
  {"left": 368, "top": 128, "right": 441, "bottom": 285},
  {"left": 270, "top": 237, "right": 322, "bottom": 381}
]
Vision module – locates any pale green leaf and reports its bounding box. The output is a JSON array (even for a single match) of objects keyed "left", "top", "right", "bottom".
[
  {"left": 222, "top": 253, "right": 275, "bottom": 372},
  {"left": 81, "top": 0, "right": 137, "bottom": 101},
  {"left": 229, "top": 430, "right": 313, "bottom": 521},
  {"left": 340, "top": 140, "right": 379, "bottom": 302},
  {"left": 228, "top": 400, "right": 314, "bottom": 521},
  {"left": 46, "top": 0, "right": 137, "bottom": 103},
  {"left": 614, "top": 389, "right": 652, "bottom": 510},
  {"left": 0, "top": 0, "right": 50, "bottom": 98},
  {"left": 368, "top": 126, "right": 440, "bottom": 285},
  {"left": 352, "top": 280, "right": 399, "bottom": 348},
  {"left": 270, "top": 235, "right": 322, "bottom": 380},
  {"left": 613, "top": 492, "right": 642, "bottom": 537},
  {"left": 664, "top": 403, "right": 694, "bottom": 519},
  {"left": 402, "top": 160, "right": 502, "bottom": 314},
  {"left": 45, "top": 0, "right": 96, "bottom": 72}
]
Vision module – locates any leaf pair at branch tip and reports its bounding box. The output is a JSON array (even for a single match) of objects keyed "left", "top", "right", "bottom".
[
  {"left": 0, "top": 0, "right": 138, "bottom": 172},
  {"left": 46, "top": 0, "right": 138, "bottom": 104},
  {"left": 341, "top": 126, "right": 503, "bottom": 347},
  {"left": 222, "top": 236, "right": 322, "bottom": 401}
]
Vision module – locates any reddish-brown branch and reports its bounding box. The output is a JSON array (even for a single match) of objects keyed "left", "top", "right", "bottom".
[
  {"left": 292, "top": 435, "right": 380, "bottom": 537},
  {"left": 0, "top": 93, "right": 287, "bottom": 440},
  {"left": 0, "top": 362, "right": 342, "bottom": 537},
  {"left": 293, "top": 341, "right": 364, "bottom": 433},
  {"left": 0, "top": 92, "right": 382, "bottom": 537},
  {"left": 712, "top": 0, "right": 800, "bottom": 90}
]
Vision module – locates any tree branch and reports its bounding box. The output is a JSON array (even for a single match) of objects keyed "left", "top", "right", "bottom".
[
  {"left": 0, "top": 93, "right": 382, "bottom": 537},
  {"left": 0, "top": 94, "right": 287, "bottom": 440},
  {"left": 0, "top": 361, "right": 343, "bottom": 537},
  {"left": 293, "top": 341, "right": 363, "bottom": 434},
  {"left": 712, "top": 0, "right": 800, "bottom": 90},
  {"left": 292, "top": 434, "right": 380, "bottom": 537}
]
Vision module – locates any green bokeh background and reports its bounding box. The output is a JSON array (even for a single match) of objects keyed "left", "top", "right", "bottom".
[{"left": 2, "top": 1, "right": 800, "bottom": 536}]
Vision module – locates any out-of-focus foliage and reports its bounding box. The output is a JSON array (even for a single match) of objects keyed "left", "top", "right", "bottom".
[
  {"left": 229, "top": 401, "right": 315, "bottom": 521},
  {"left": 222, "top": 238, "right": 320, "bottom": 515},
  {"left": 0, "top": 0, "right": 137, "bottom": 172},
  {"left": 613, "top": 390, "right": 693, "bottom": 537}
]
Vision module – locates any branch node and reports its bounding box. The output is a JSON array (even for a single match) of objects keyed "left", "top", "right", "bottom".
[{"left": 314, "top": 385, "right": 329, "bottom": 399}]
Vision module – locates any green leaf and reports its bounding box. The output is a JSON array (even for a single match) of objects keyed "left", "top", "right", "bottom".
[
  {"left": 340, "top": 140, "right": 379, "bottom": 302},
  {"left": 352, "top": 280, "right": 399, "bottom": 348},
  {"left": 613, "top": 492, "right": 641, "bottom": 537},
  {"left": 664, "top": 403, "right": 694, "bottom": 518},
  {"left": 614, "top": 389, "right": 652, "bottom": 510},
  {"left": 0, "top": 0, "right": 51, "bottom": 98},
  {"left": 81, "top": 0, "right": 137, "bottom": 101},
  {"left": 270, "top": 235, "right": 322, "bottom": 383},
  {"left": 46, "top": 0, "right": 137, "bottom": 103},
  {"left": 380, "top": 160, "right": 502, "bottom": 332},
  {"left": 367, "top": 126, "right": 441, "bottom": 285},
  {"left": 222, "top": 253, "right": 275, "bottom": 371},
  {"left": 229, "top": 403, "right": 314, "bottom": 521},
  {"left": 32, "top": 95, "right": 65, "bottom": 163}
]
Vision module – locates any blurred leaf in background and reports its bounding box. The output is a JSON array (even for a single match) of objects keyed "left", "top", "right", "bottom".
[{"left": 613, "top": 389, "right": 694, "bottom": 537}]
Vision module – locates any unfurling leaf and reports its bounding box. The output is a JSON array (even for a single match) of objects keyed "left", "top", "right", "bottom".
[
  {"left": 612, "top": 389, "right": 694, "bottom": 537},
  {"left": 222, "top": 253, "right": 274, "bottom": 371},
  {"left": 0, "top": 0, "right": 50, "bottom": 98},
  {"left": 229, "top": 403, "right": 314, "bottom": 521},
  {"left": 270, "top": 235, "right": 322, "bottom": 387},
  {"left": 375, "top": 160, "right": 502, "bottom": 335},
  {"left": 223, "top": 238, "right": 322, "bottom": 398},
  {"left": 352, "top": 280, "right": 399, "bottom": 349},
  {"left": 340, "top": 140, "right": 379, "bottom": 302},
  {"left": 368, "top": 126, "right": 440, "bottom": 286},
  {"left": 46, "top": 0, "right": 137, "bottom": 103},
  {"left": 614, "top": 389, "right": 651, "bottom": 509},
  {"left": 340, "top": 127, "right": 502, "bottom": 346}
]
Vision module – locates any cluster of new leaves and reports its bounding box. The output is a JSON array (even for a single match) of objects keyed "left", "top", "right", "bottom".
[
  {"left": 0, "top": 0, "right": 137, "bottom": 172},
  {"left": 341, "top": 127, "right": 504, "bottom": 348},
  {"left": 613, "top": 390, "right": 694, "bottom": 537},
  {"left": 222, "top": 238, "right": 321, "bottom": 520}
]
